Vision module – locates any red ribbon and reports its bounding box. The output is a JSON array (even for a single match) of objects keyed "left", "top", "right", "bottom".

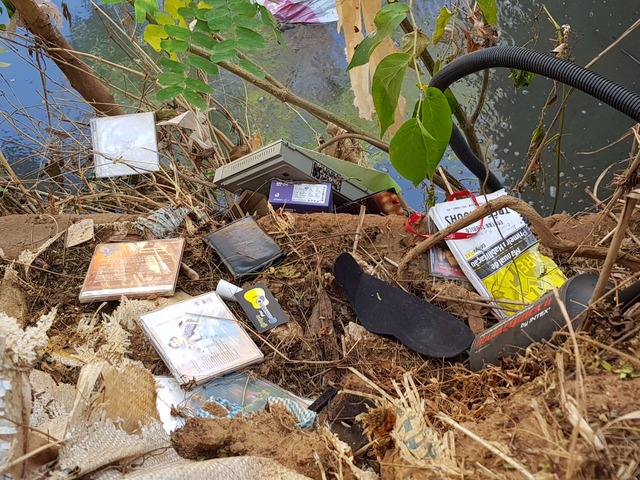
[{"left": 404, "top": 190, "right": 485, "bottom": 243}]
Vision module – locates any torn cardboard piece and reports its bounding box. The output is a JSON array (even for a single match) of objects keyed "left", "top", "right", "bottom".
[{"left": 66, "top": 218, "right": 94, "bottom": 248}]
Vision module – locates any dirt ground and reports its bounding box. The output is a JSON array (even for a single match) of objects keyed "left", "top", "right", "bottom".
[{"left": 1, "top": 208, "right": 639, "bottom": 479}]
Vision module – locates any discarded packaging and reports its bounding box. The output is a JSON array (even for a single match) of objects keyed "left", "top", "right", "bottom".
[
  {"left": 256, "top": 0, "right": 338, "bottom": 24},
  {"left": 235, "top": 283, "right": 290, "bottom": 333},
  {"left": 65, "top": 219, "right": 94, "bottom": 248},
  {"left": 155, "top": 372, "right": 314, "bottom": 432},
  {"left": 429, "top": 189, "right": 567, "bottom": 317},
  {"left": 268, "top": 180, "right": 333, "bottom": 213},
  {"left": 216, "top": 279, "right": 243, "bottom": 301},
  {"left": 469, "top": 274, "right": 640, "bottom": 370},
  {"left": 136, "top": 205, "right": 203, "bottom": 238},
  {"left": 79, "top": 238, "right": 185, "bottom": 303}
]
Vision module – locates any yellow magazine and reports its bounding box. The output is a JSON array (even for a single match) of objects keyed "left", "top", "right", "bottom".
[{"left": 429, "top": 190, "right": 566, "bottom": 317}]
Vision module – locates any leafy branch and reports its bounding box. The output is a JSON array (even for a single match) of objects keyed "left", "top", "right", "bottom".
[{"left": 348, "top": 1, "right": 498, "bottom": 186}]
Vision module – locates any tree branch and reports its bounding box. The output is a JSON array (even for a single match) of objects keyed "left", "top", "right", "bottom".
[
  {"left": 397, "top": 195, "right": 640, "bottom": 279},
  {"left": 11, "top": 0, "right": 123, "bottom": 116}
]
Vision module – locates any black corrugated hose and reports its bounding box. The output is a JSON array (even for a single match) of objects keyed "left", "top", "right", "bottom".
[{"left": 429, "top": 46, "right": 640, "bottom": 192}]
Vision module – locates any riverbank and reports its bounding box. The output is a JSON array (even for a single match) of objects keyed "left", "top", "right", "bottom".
[{"left": 1, "top": 200, "right": 639, "bottom": 478}]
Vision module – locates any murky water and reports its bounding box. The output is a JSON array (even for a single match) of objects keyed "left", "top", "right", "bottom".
[{"left": 1, "top": 0, "right": 639, "bottom": 213}]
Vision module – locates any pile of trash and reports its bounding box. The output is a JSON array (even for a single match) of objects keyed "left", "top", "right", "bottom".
[{"left": 1, "top": 132, "right": 639, "bottom": 479}]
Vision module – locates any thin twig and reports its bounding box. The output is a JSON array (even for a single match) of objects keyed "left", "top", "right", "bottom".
[{"left": 589, "top": 189, "right": 640, "bottom": 303}]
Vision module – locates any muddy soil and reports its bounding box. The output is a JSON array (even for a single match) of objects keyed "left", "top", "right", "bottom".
[{"left": 1, "top": 209, "right": 639, "bottom": 479}]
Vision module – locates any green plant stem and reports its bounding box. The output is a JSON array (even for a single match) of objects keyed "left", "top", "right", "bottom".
[
  {"left": 552, "top": 84, "right": 567, "bottom": 214},
  {"left": 398, "top": 17, "right": 485, "bottom": 161},
  {"left": 516, "top": 17, "right": 640, "bottom": 192}
]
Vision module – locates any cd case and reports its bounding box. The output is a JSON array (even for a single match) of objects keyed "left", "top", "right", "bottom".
[
  {"left": 204, "top": 216, "right": 285, "bottom": 279},
  {"left": 155, "top": 372, "right": 312, "bottom": 432},
  {"left": 79, "top": 238, "right": 185, "bottom": 303},
  {"left": 139, "top": 291, "right": 264, "bottom": 385}
]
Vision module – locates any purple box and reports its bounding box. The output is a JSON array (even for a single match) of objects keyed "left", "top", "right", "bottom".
[{"left": 268, "top": 180, "right": 333, "bottom": 213}]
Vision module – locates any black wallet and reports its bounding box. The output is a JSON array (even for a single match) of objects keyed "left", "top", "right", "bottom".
[{"left": 204, "top": 216, "right": 285, "bottom": 279}]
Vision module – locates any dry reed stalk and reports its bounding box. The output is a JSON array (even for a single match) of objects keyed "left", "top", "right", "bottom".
[
  {"left": 590, "top": 189, "right": 640, "bottom": 303},
  {"left": 436, "top": 412, "right": 535, "bottom": 480}
]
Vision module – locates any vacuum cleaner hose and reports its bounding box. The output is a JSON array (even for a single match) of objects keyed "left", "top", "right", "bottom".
[{"left": 429, "top": 46, "right": 640, "bottom": 192}]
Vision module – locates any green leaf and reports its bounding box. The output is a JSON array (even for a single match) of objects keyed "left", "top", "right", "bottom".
[
  {"left": 195, "top": 8, "right": 210, "bottom": 21},
  {"left": 509, "top": 68, "right": 535, "bottom": 88},
  {"left": 202, "top": 0, "right": 227, "bottom": 5},
  {"left": 164, "top": 24, "right": 192, "bottom": 40},
  {"left": 443, "top": 88, "right": 457, "bottom": 111},
  {"left": 235, "top": 26, "right": 265, "bottom": 50},
  {"left": 158, "top": 71, "right": 185, "bottom": 86},
  {"left": 192, "top": 19, "right": 211, "bottom": 31},
  {"left": 156, "top": 86, "right": 184, "bottom": 102},
  {"left": 204, "top": 6, "right": 229, "bottom": 29},
  {"left": 419, "top": 87, "right": 453, "bottom": 179},
  {"left": 209, "top": 39, "right": 237, "bottom": 63},
  {"left": 1, "top": 0, "right": 15, "bottom": 16},
  {"left": 239, "top": 59, "right": 266, "bottom": 78},
  {"left": 134, "top": 0, "right": 146, "bottom": 23},
  {"left": 154, "top": 13, "right": 175, "bottom": 26},
  {"left": 433, "top": 58, "right": 442, "bottom": 74},
  {"left": 347, "top": 3, "right": 409, "bottom": 70},
  {"left": 258, "top": 4, "right": 282, "bottom": 44},
  {"left": 432, "top": 6, "right": 453, "bottom": 44},
  {"left": 410, "top": 100, "right": 420, "bottom": 118},
  {"left": 164, "top": 0, "right": 187, "bottom": 20},
  {"left": 389, "top": 118, "right": 436, "bottom": 185},
  {"left": 229, "top": 1, "right": 257, "bottom": 17},
  {"left": 231, "top": 14, "right": 261, "bottom": 28},
  {"left": 183, "top": 89, "right": 208, "bottom": 110},
  {"left": 177, "top": 6, "right": 196, "bottom": 18},
  {"left": 476, "top": 0, "right": 498, "bottom": 26},
  {"left": 158, "top": 56, "right": 188, "bottom": 74},
  {"left": 144, "top": 24, "right": 169, "bottom": 52},
  {"left": 0, "top": 61, "right": 10, "bottom": 68},
  {"left": 203, "top": 6, "right": 229, "bottom": 21},
  {"left": 191, "top": 31, "right": 217, "bottom": 50},
  {"left": 207, "top": 17, "right": 231, "bottom": 31},
  {"left": 401, "top": 31, "right": 430, "bottom": 57},
  {"left": 99, "top": 0, "right": 124, "bottom": 4},
  {"left": 372, "top": 53, "right": 410, "bottom": 137},
  {"left": 142, "top": 0, "right": 158, "bottom": 17},
  {"left": 188, "top": 54, "right": 220, "bottom": 75},
  {"left": 185, "top": 76, "right": 214, "bottom": 94},
  {"left": 160, "top": 39, "right": 190, "bottom": 52}
]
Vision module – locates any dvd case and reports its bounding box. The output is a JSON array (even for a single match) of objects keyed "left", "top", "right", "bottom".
[
  {"left": 155, "top": 373, "right": 312, "bottom": 432},
  {"left": 204, "top": 216, "right": 285, "bottom": 279},
  {"left": 79, "top": 238, "right": 185, "bottom": 303},
  {"left": 139, "top": 292, "right": 264, "bottom": 385}
]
